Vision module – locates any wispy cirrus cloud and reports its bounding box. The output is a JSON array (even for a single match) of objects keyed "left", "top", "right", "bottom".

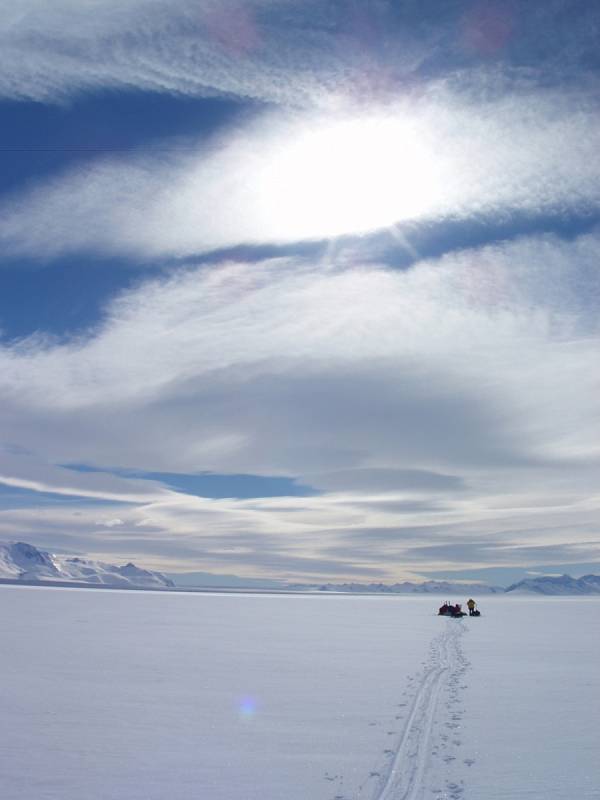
[
  {"left": 1, "top": 1, "right": 599, "bottom": 105},
  {"left": 3, "top": 0, "right": 600, "bottom": 581},
  {"left": 0, "top": 230, "right": 599, "bottom": 578},
  {"left": 2, "top": 479, "right": 600, "bottom": 580},
  {"left": 0, "top": 449, "right": 171, "bottom": 503},
  {"left": 1, "top": 89, "right": 599, "bottom": 262},
  {"left": 0, "top": 0, "right": 439, "bottom": 107}
]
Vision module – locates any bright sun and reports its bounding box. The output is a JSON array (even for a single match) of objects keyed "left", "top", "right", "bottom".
[{"left": 259, "top": 112, "right": 441, "bottom": 241}]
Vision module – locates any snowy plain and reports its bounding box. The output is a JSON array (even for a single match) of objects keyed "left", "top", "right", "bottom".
[{"left": 1, "top": 587, "right": 598, "bottom": 800}]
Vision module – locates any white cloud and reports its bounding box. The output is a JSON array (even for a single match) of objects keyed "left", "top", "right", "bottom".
[
  {"left": 0, "top": 0, "right": 313, "bottom": 104},
  {"left": 1, "top": 1, "right": 598, "bottom": 107},
  {"left": 1, "top": 90, "right": 599, "bottom": 260},
  {"left": 0, "top": 0, "right": 454, "bottom": 111},
  {"left": 0, "top": 450, "right": 171, "bottom": 502},
  {"left": 2, "top": 481, "right": 600, "bottom": 580},
  {"left": 2, "top": 0, "right": 600, "bottom": 581},
  {"left": 1, "top": 232, "right": 599, "bottom": 432},
  {"left": 0, "top": 231, "right": 599, "bottom": 577}
]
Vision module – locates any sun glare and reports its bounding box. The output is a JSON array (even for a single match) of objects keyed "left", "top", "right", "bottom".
[{"left": 259, "top": 113, "right": 441, "bottom": 240}]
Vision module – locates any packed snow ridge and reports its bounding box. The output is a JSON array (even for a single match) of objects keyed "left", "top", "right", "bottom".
[{"left": 0, "top": 541, "right": 174, "bottom": 588}]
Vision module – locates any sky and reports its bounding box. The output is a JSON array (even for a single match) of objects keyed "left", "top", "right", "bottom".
[{"left": 1, "top": 0, "right": 600, "bottom": 585}]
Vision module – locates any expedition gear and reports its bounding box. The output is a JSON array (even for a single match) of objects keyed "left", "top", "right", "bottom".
[{"left": 438, "top": 602, "right": 467, "bottom": 618}]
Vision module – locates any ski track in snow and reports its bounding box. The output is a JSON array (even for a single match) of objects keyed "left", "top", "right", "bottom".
[{"left": 355, "top": 619, "right": 471, "bottom": 800}]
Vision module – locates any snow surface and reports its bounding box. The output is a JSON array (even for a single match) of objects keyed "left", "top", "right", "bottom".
[
  {"left": 0, "top": 541, "right": 174, "bottom": 587},
  {"left": 0, "top": 587, "right": 598, "bottom": 800}
]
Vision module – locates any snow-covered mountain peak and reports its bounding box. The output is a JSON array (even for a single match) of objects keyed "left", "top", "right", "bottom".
[
  {"left": 0, "top": 541, "right": 61, "bottom": 580},
  {"left": 0, "top": 541, "right": 174, "bottom": 589}
]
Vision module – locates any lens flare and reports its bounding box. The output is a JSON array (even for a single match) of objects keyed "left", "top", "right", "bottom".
[{"left": 239, "top": 696, "right": 257, "bottom": 717}]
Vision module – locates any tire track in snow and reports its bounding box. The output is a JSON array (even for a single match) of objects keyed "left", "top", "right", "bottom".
[{"left": 370, "top": 620, "right": 466, "bottom": 800}]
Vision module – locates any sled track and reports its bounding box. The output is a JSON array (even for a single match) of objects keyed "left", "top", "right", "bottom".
[{"left": 372, "top": 621, "right": 465, "bottom": 800}]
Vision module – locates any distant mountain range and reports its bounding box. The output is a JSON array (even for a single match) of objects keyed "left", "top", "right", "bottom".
[
  {"left": 313, "top": 575, "right": 600, "bottom": 595},
  {"left": 505, "top": 574, "right": 600, "bottom": 595},
  {"left": 313, "top": 580, "right": 503, "bottom": 594},
  {"left": 2, "top": 541, "right": 600, "bottom": 595},
  {"left": 0, "top": 541, "right": 174, "bottom": 589}
]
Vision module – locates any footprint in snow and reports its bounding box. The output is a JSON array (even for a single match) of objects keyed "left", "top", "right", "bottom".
[{"left": 464, "top": 758, "right": 476, "bottom": 767}]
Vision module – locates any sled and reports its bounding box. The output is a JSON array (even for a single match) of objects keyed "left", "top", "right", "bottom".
[{"left": 438, "top": 608, "right": 467, "bottom": 618}]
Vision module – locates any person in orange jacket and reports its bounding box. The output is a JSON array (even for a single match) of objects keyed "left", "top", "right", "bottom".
[{"left": 467, "top": 598, "right": 476, "bottom": 616}]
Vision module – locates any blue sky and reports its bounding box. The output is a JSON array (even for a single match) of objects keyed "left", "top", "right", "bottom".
[{"left": 1, "top": 0, "right": 600, "bottom": 584}]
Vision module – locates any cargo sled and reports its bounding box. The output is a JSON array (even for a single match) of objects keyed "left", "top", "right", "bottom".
[{"left": 438, "top": 603, "right": 467, "bottom": 618}]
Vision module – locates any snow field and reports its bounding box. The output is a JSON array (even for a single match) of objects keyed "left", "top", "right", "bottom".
[
  {"left": 458, "top": 596, "right": 600, "bottom": 800},
  {"left": 0, "top": 587, "right": 436, "bottom": 800},
  {"left": 0, "top": 587, "right": 598, "bottom": 799}
]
